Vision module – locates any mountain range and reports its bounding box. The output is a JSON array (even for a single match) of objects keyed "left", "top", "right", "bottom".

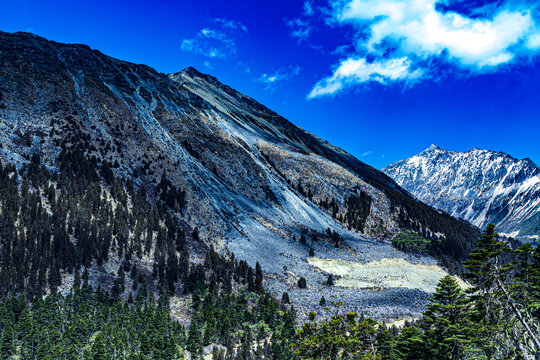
[
  {"left": 383, "top": 145, "right": 540, "bottom": 239},
  {"left": 0, "top": 31, "right": 481, "bottom": 320}
]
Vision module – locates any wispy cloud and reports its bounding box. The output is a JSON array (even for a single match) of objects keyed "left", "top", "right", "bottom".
[
  {"left": 181, "top": 18, "right": 247, "bottom": 59},
  {"left": 236, "top": 61, "right": 252, "bottom": 75},
  {"left": 303, "top": 1, "right": 315, "bottom": 16},
  {"left": 258, "top": 65, "right": 302, "bottom": 90},
  {"left": 361, "top": 150, "right": 374, "bottom": 157},
  {"left": 213, "top": 18, "right": 248, "bottom": 32},
  {"left": 286, "top": 18, "right": 314, "bottom": 43},
  {"left": 309, "top": 0, "right": 540, "bottom": 98}
]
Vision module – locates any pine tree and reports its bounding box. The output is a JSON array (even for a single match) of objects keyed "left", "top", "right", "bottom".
[
  {"left": 0, "top": 325, "right": 15, "bottom": 359},
  {"left": 394, "top": 325, "right": 426, "bottom": 360},
  {"left": 463, "top": 224, "right": 506, "bottom": 357},
  {"left": 140, "top": 332, "right": 153, "bottom": 357},
  {"left": 464, "top": 225, "right": 540, "bottom": 357},
  {"left": 255, "top": 262, "right": 264, "bottom": 294},
  {"left": 82, "top": 267, "right": 89, "bottom": 288},
  {"left": 376, "top": 327, "right": 398, "bottom": 360},
  {"left": 325, "top": 274, "right": 334, "bottom": 286},
  {"left": 187, "top": 320, "right": 202, "bottom": 354},
  {"left": 281, "top": 292, "right": 290, "bottom": 304},
  {"left": 91, "top": 332, "right": 110, "bottom": 360},
  {"left": 73, "top": 267, "right": 81, "bottom": 289},
  {"left": 422, "top": 275, "right": 476, "bottom": 359}
]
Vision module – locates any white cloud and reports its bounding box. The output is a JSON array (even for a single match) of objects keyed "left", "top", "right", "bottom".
[
  {"left": 527, "top": 32, "right": 540, "bottom": 49},
  {"left": 309, "top": 57, "right": 422, "bottom": 98},
  {"left": 259, "top": 65, "right": 302, "bottom": 90},
  {"left": 213, "top": 18, "right": 248, "bottom": 32},
  {"left": 361, "top": 150, "right": 374, "bottom": 156},
  {"left": 309, "top": 0, "right": 540, "bottom": 97},
  {"left": 181, "top": 18, "right": 247, "bottom": 59},
  {"left": 286, "top": 18, "right": 314, "bottom": 43},
  {"left": 304, "top": 1, "right": 315, "bottom": 16}
]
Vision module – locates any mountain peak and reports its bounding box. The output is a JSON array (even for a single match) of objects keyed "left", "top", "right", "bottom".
[
  {"left": 384, "top": 146, "right": 540, "bottom": 237},
  {"left": 419, "top": 144, "right": 444, "bottom": 154},
  {"left": 179, "top": 66, "right": 205, "bottom": 78},
  {"left": 176, "top": 66, "right": 221, "bottom": 84}
]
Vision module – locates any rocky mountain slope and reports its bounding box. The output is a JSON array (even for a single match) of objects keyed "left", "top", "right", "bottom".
[
  {"left": 0, "top": 31, "right": 479, "bottom": 319},
  {"left": 383, "top": 145, "right": 540, "bottom": 238}
]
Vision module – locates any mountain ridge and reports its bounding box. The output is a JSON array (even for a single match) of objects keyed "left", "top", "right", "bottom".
[{"left": 383, "top": 145, "right": 540, "bottom": 238}]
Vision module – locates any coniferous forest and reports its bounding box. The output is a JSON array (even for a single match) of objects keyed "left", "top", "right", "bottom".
[
  {"left": 0, "top": 152, "right": 298, "bottom": 359},
  {"left": 0, "top": 148, "right": 538, "bottom": 359}
]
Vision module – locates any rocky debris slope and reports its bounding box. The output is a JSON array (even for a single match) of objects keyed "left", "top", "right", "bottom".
[
  {"left": 0, "top": 31, "right": 479, "bottom": 319},
  {"left": 383, "top": 145, "right": 540, "bottom": 237}
]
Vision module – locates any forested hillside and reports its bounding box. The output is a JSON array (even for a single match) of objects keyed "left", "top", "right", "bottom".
[
  {"left": 0, "top": 151, "right": 297, "bottom": 359},
  {"left": 1, "top": 219, "right": 538, "bottom": 359}
]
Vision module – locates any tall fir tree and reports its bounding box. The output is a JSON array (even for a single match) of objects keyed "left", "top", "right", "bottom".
[{"left": 422, "top": 275, "right": 478, "bottom": 359}]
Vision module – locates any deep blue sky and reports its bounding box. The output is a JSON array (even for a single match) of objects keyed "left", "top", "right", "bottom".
[{"left": 1, "top": 0, "right": 539, "bottom": 169}]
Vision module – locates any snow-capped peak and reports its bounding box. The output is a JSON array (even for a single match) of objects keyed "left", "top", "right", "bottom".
[{"left": 383, "top": 146, "right": 540, "bottom": 237}]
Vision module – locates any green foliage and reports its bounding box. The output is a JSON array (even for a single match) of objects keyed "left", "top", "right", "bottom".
[
  {"left": 393, "top": 325, "right": 426, "bottom": 360},
  {"left": 318, "top": 189, "right": 371, "bottom": 234},
  {"left": 392, "top": 229, "right": 432, "bottom": 253},
  {"left": 0, "top": 152, "right": 295, "bottom": 359},
  {"left": 388, "top": 192, "right": 480, "bottom": 273},
  {"left": 189, "top": 290, "right": 296, "bottom": 359},
  {"left": 343, "top": 190, "right": 372, "bottom": 233},
  {"left": 1, "top": 145, "right": 536, "bottom": 360},
  {"left": 0, "top": 287, "right": 186, "bottom": 360},
  {"left": 0, "top": 156, "right": 190, "bottom": 299},
  {"left": 422, "top": 276, "right": 479, "bottom": 359},
  {"left": 463, "top": 225, "right": 540, "bottom": 358},
  {"left": 293, "top": 305, "right": 379, "bottom": 360}
]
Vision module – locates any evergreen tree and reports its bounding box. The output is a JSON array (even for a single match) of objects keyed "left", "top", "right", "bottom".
[
  {"left": 255, "top": 262, "right": 264, "bottom": 294},
  {"left": 281, "top": 292, "right": 290, "bottom": 304},
  {"left": 0, "top": 325, "right": 15, "bottom": 359},
  {"left": 91, "top": 332, "right": 110, "bottom": 360},
  {"left": 325, "top": 274, "right": 334, "bottom": 286},
  {"left": 465, "top": 225, "right": 540, "bottom": 357},
  {"left": 422, "top": 275, "right": 476, "bottom": 359},
  {"left": 394, "top": 326, "right": 426, "bottom": 360}
]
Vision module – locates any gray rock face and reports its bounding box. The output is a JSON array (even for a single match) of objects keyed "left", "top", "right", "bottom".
[
  {"left": 383, "top": 145, "right": 540, "bottom": 237},
  {"left": 0, "top": 31, "right": 478, "bottom": 319}
]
